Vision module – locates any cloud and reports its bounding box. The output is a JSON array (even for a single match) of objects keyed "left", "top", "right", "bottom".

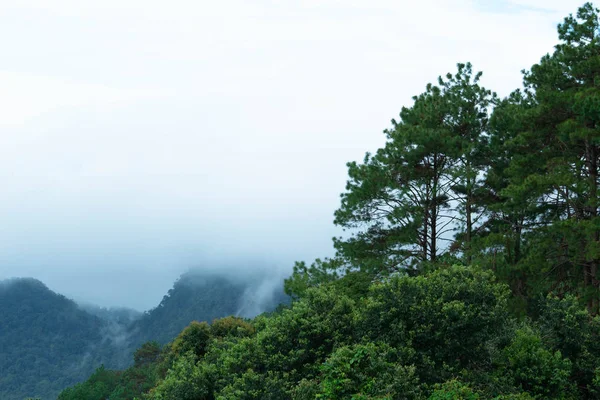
[
  {"left": 0, "top": 71, "right": 160, "bottom": 127},
  {"left": 0, "top": 0, "right": 588, "bottom": 309},
  {"left": 506, "top": 0, "right": 580, "bottom": 13}
]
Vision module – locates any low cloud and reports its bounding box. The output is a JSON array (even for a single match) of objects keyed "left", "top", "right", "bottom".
[{"left": 0, "top": 0, "right": 586, "bottom": 310}]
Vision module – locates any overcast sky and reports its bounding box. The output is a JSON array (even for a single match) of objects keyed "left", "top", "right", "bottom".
[{"left": 0, "top": 0, "right": 588, "bottom": 310}]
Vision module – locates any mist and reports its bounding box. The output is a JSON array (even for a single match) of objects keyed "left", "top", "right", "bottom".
[{"left": 0, "top": 0, "right": 584, "bottom": 311}]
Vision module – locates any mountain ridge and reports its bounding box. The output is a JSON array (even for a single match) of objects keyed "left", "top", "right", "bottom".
[{"left": 0, "top": 269, "right": 289, "bottom": 400}]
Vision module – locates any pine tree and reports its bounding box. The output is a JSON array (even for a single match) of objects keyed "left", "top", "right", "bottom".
[
  {"left": 503, "top": 2, "right": 600, "bottom": 312},
  {"left": 333, "top": 80, "right": 454, "bottom": 275},
  {"left": 439, "top": 63, "right": 497, "bottom": 263}
]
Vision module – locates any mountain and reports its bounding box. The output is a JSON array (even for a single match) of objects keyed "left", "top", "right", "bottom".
[
  {"left": 0, "top": 278, "right": 116, "bottom": 400},
  {"left": 129, "top": 270, "right": 289, "bottom": 346},
  {"left": 0, "top": 270, "right": 289, "bottom": 400}
]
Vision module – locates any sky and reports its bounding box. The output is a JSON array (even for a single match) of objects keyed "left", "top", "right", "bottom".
[{"left": 0, "top": 0, "right": 589, "bottom": 310}]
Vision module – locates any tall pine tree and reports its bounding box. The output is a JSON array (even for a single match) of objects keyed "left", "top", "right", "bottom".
[{"left": 502, "top": 2, "right": 600, "bottom": 312}]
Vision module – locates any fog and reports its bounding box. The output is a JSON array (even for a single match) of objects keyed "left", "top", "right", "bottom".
[{"left": 0, "top": 0, "right": 584, "bottom": 310}]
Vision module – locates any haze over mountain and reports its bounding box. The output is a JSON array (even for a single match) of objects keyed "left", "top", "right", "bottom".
[{"left": 0, "top": 0, "right": 586, "bottom": 312}]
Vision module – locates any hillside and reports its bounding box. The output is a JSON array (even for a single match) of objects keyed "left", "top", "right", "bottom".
[
  {"left": 129, "top": 270, "right": 289, "bottom": 346},
  {"left": 0, "top": 271, "right": 289, "bottom": 400},
  {"left": 0, "top": 278, "right": 115, "bottom": 400}
]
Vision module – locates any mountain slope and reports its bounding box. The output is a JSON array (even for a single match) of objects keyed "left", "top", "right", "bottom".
[
  {"left": 129, "top": 270, "right": 289, "bottom": 346},
  {"left": 0, "top": 271, "right": 289, "bottom": 400},
  {"left": 0, "top": 278, "right": 114, "bottom": 400}
]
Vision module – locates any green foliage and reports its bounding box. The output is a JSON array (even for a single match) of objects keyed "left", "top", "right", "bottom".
[
  {"left": 284, "top": 258, "right": 374, "bottom": 301},
  {"left": 317, "top": 342, "right": 421, "bottom": 399},
  {"left": 146, "top": 352, "right": 213, "bottom": 400},
  {"left": 493, "top": 1, "right": 600, "bottom": 312},
  {"left": 493, "top": 395, "right": 534, "bottom": 400},
  {"left": 57, "top": 366, "right": 119, "bottom": 400},
  {"left": 266, "top": 286, "right": 355, "bottom": 364},
  {"left": 211, "top": 316, "right": 255, "bottom": 338},
  {"left": 428, "top": 380, "right": 479, "bottom": 400},
  {"left": 65, "top": 263, "right": 600, "bottom": 400},
  {"left": 360, "top": 266, "right": 511, "bottom": 383},
  {"left": 498, "top": 327, "right": 573, "bottom": 398},
  {"left": 58, "top": 342, "right": 172, "bottom": 400},
  {"left": 172, "top": 321, "right": 212, "bottom": 358},
  {"left": 284, "top": 258, "right": 345, "bottom": 298},
  {"left": 538, "top": 295, "right": 600, "bottom": 398}
]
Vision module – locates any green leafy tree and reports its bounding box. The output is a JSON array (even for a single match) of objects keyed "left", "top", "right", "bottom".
[
  {"left": 498, "top": 327, "right": 574, "bottom": 398},
  {"left": 146, "top": 352, "right": 214, "bottom": 400},
  {"left": 317, "top": 342, "right": 421, "bottom": 399},
  {"left": 210, "top": 316, "right": 255, "bottom": 339},
  {"left": 360, "top": 266, "right": 511, "bottom": 384},
  {"left": 428, "top": 380, "right": 480, "bottom": 400},
  {"left": 172, "top": 321, "right": 212, "bottom": 358},
  {"left": 284, "top": 258, "right": 345, "bottom": 298},
  {"left": 538, "top": 295, "right": 600, "bottom": 398},
  {"left": 57, "top": 366, "right": 118, "bottom": 400}
]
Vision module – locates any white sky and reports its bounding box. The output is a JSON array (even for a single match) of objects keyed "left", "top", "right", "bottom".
[{"left": 0, "top": 0, "right": 588, "bottom": 310}]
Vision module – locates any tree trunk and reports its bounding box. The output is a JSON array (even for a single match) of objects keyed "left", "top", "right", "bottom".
[
  {"left": 423, "top": 186, "right": 429, "bottom": 263},
  {"left": 431, "top": 160, "right": 438, "bottom": 262},
  {"left": 586, "top": 139, "right": 599, "bottom": 314},
  {"left": 465, "top": 165, "right": 472, "bottom": 264}
]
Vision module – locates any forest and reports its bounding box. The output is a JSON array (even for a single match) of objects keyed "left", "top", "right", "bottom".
[
  {"left": 56, "top": 3, "right": 600, "bottom": 399},
  {"left": 0, "top": 271, "right": 286, "bottom": 400}
]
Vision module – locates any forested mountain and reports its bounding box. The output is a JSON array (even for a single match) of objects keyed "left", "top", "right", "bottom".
[
  {"left": 0, "top": 278, "right": 116, "bottom": 400},
  {"left": 129, "top": 271, "right": 289, "bottom": 346},
  {"left": 59, "top": 3, "right": 600, "bottom": 399},
  {"left": 0, "top": 271, "right": 288, "bottom": 400}
]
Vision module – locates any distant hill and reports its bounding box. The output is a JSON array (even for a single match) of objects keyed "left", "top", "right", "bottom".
[
  {"left": 0, "top": 278, "right": 116, "bottom": 400},
  {"left": 0, "top": 270, "right": 289, "bottom": 400},
  {"left": 129, "top": 270, "right": 289, "bottom": 346}
]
